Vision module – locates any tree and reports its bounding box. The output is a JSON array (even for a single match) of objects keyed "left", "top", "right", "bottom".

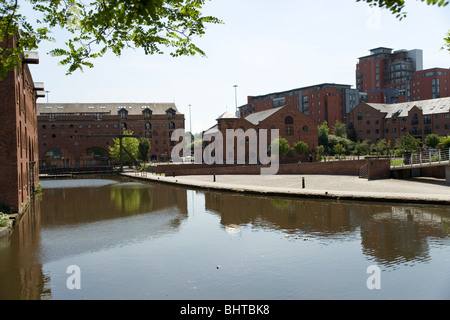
[
  {"left": 293, "top": 141, "right": 309, "bottom": 156},
  {"left": 271, "top": 137, "right": 291, "bottom": 158},
  {"left": 424, "top": 134, "right": 440, "bottom": 149},
  {"left": 333, "top": 143, "right": 346, "bottom": 159},
  {"left": 108, "top": 130, "right": 139, "bottom": 164},
  {"left": 318, "top": 121, "right": 329, "bottom": 150},
  {"left": 0, "top": 0, "right": 222, "bottom": 79},
  {"left": 353, "top": 139, "right": 369, "bottom": 158},
  {"left": 316, "top": 145, "right": 325, "bottom": 162},
  {"left": 137, "top": 137, "right": 151, "bottom": 162},
  {"left": 357, "top": 0, "right": 449, "bottom": 51},
  {"left": 332, "top": 120, "right": 347, "bottom": 138},
  {"left": 440, "top": 135, "right": 450, "bottom": 148},
  {"left": 395, "top": 134, "right": 421, "bottom": 152}
]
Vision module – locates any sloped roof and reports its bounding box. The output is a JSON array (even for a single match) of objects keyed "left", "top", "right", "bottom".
[
  {"left": 216, "top": 111, "right": 237, "bottom": 119},
  {"left": 37, "top": 102, "right": 179, "bottom": 115},
  {"left": 366, "top": 97, "right": 450, "bottom": 118},
  {"left": 244, "top": 106, "right": 284, "bottom": 125}
]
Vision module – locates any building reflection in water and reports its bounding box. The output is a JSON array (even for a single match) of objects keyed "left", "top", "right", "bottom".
[
  {"left": 204, "top": 191, "right": 450, "bottom": 267},
  {"left": 0, "top": 177, "right": 188, "bottom": 300},
  {"left": 1, "top": 177, "right": 449, "bottom": 300}
]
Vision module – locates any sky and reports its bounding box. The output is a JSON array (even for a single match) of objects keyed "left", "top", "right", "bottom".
[{"left": 27, "top": 0, "right": 450, "bottom": 134}]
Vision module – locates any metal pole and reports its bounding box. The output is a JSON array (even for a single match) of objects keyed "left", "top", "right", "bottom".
[
  {"left": 189, "top": 104, "right": 192, "bottom": 135},
  {"left": 233, "top": 85, "right": 238, "bottom": 114}
]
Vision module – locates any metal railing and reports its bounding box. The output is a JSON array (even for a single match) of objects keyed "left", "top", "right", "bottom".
[{"left": 390, "top": 148, "right": 450, "bottom": 168}]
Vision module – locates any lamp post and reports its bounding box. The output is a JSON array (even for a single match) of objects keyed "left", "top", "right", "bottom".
[
  {"left": 233, "top": 85, "right": 238, "bottom": 115},
  {"left": 189, "top": 104, "right": 192, "bottom": 139}
]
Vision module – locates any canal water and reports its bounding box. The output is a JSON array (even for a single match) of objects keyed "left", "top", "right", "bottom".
[{"left": 0, "top": 175, "right": 449, "bottom": 300}]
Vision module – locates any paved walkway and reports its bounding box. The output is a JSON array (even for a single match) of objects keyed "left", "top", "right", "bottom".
[{"left": 122, "top": 172, "right": 450, "bottom": 204}]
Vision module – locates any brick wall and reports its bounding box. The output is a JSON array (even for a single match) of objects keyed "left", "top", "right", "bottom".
[{"left": 0, "top": 39, "right": 40, "bottom": 212}]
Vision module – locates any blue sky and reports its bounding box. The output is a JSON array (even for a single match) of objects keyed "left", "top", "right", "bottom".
[{"left": 28, "top": 0, "right": 450, "bottom": 133}]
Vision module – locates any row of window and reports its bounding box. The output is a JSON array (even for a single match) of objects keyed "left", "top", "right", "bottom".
[
  {"left": 41, "top": 122, "right": 182, "bottom": 130},
  {"left": 359, "top": 123, "right": 450, "bottom": 135}
]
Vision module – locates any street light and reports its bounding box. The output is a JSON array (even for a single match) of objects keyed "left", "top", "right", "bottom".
[
  {"left": 189, "top": 104, "right": 192, "bottom": 138},
  {"left": 233, "top": 84, "right": 238, "bottom": 115}
]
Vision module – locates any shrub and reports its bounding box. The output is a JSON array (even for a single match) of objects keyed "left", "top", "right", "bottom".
[{"left": 0, "top": 213, "right": 10, "bottom": 228}]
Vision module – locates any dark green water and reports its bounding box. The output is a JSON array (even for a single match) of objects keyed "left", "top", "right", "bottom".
[{"left": 1, "top": 175, "right": 449, "bottom": 299}]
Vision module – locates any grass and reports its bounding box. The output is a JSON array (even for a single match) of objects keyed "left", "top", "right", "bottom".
[{"left": 390, "top": 159, "right": 403, "bottom": 166}]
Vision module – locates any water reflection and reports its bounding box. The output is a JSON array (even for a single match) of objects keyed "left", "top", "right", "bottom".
[
  {"left": 0, "top": 176, "right": 449, "bottom": 299},
  {"left": 204, "top": 192, "right": 450, "bottom": 267}
]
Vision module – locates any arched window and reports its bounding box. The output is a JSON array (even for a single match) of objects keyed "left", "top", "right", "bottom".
[
  {"left": 121, "top": 122, "right": 127, "bottom": 130},
  {"left": 145, "top": 122, "right": 151, "bottom": 130},
  {"left": 285, "top": 116, "right": 293, "bottom": 124}
]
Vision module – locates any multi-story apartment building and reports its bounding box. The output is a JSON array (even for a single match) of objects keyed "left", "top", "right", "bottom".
[
  {"left": 347, "top": 97, "right": 450, "bottom": 144},
  {"left": 37, "top": 103, "right": 185, "bottom": 167},
  {"left": 238, "top": 83, "right": 360, "bottom": 128},
  {"left": 356, "top": 47, "right": 449, "bottom": 104},
  {"left": 0, "top": 36, "right": 45, "bottom": 213}
]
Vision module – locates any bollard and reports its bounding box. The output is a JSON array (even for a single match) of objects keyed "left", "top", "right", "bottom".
[
  {"left": 302, "top": 177, "right": 305, "bottom": 189},
  {"left": 213, "top": 173, "right": 216, "bottom": 182}
]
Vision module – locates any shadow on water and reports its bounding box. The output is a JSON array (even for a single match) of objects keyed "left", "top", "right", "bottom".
[{"left": 0, "top": 174, "right": 449, "bottom": 299}]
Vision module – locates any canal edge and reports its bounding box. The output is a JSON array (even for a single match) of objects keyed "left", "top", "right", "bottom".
[{"left": 120, "top": 173, "right": 450, "bottom": 206}]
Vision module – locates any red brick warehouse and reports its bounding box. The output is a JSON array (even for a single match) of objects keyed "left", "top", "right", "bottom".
[
  {"left": 0, "top": 36, "right": 45, "bottom": 213},
  {"left": 37, "top": 103, "right": 185, "bottom": 167},
  {"left": 203, "top": 104, "right": 318, "bottom": 163}
]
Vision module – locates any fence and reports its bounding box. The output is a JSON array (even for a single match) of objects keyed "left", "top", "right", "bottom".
[{"left": 390, "top": 148, "right": 450, "bottom": 168}]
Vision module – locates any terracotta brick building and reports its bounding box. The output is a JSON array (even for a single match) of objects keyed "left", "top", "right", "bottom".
[
  {"left": 238, "top": 83, "right": 360, "bottom": 128},
  {"left": 37, "top": 103, "right": 185, "bottom": 167},
  {"left": 356, "top": 47, "right": 449, "bottom": 104},
  {"left": 347, "top": 97, "right": 450, "bottom": 143},
  {"left": 0, "top": 37, "right": 44, "bottom": 212},
  {"left": 203, "top": 104, "right": 318, "bottom": 163}
]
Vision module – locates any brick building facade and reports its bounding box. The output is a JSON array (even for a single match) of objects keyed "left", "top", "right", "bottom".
[
  {"left": 0, "top": 37, "right": 44, "bottom": 213},
  {"left": 238, "top": 83, "right": 360, "bottom": 128},
  {"left": 347, "top": 97, "right": 450, "bottom": 143},
  {"left": 37, "top": 103, "right": 185, "bottom": 167},
  {"left": 204, "top": 104, "right": 318, "bottom": 163},
  {"left": 356, "top": 47, "right": 449, "bottom": 104}
]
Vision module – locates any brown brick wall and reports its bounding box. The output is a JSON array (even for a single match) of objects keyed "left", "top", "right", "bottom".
[
  {"left": 37, "top": 112, "right": 185, "bottom": 166},
  {"left": 0, "top": 41, "right": 39, "bottom": 212}
]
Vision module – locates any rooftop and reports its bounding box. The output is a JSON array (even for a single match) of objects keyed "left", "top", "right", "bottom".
[
  {"left": 37, "top": 102, "right": 180, "bottom": 115},
  {"left": 366, "top": 97, "right": 450, "bottom": 118}
]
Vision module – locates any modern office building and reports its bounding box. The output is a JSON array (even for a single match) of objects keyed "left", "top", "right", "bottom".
[
  {"left": 37, "top": 102, "right": 185, "bottom": 167},
  {"left": 0, "top": 37, "right": 44, "bottom": 213},
  {"left": 238, "top": 83, "right": 360, "bottom": 127}
]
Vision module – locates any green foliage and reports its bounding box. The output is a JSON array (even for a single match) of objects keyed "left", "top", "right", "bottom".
[
  {"left": 357, "top": 0, "right": 449, "bottom": 50},
  {"left": 333, "top": 143, "right": 346, "bottom": 158},
  {"left": 137, "top": 137, "right": 151, "bottom": 162},
  {"left": 318, "top": 121, "right": 329, "bottom": 150},
  {"left": 424, "top": 134, "right": 440, "bottom": 148},
  {"left": 293, "top": 141, "right": 309, "bottom": 156},
  {"left": 356, "top": 0, "right": 449, "bottom": 20},
  {"left": 0, "top": 213, "right": 10, "bottom": 227},
  {"left": 328, "top": 134, "right": 354, "bottom": 155},
  {"left": 0, "top": 0, "right": 222, "bottom": 78},
  {"left": 316, "top": 145, "right": 325, "bottom": 161},
  {"left": 440, "top": 135, "right": 450, "bottom": 148},
  {"left": 108, "top": 130, "right": 139, "bottom": 163},
  {"left": 395, "top": 134, "right": 421, "bottom": 152},
  {"left": 271, "top": 137, "right": 291, "bottom": 157},
  {"left": 352, "top": 139, "right": 369, "bottom": 157},
  {"left": 332, "top": 120, "right": 347, "bottom": 138}
]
